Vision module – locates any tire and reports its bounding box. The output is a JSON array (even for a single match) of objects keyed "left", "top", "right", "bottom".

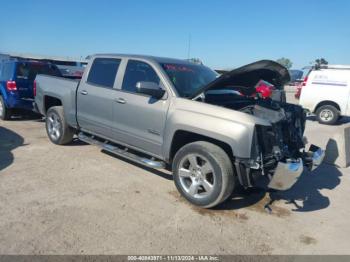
[
  {"left": 0, "top": 96, "right": 11, "bottom": 120},
  {"left": 315, "top": 105, "right": 339, "bottom": 125},
  {"left": 172, "top": 141, "right": 235, "bottom": 208},
  {"left": 45, "top": 106, "right": 74, "bottom": 145}
]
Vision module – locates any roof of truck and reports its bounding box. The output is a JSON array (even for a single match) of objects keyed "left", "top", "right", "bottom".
[{"left": 92, "top": 53, "right": 197, "bottom": 65}]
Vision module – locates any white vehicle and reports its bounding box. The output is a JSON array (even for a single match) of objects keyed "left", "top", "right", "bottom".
[{"left": 299, "top": 64, "right": 350, "bottom": 125}]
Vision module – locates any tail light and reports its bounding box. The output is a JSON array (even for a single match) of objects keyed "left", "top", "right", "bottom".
[
  {"left": 295, "top": 76, "right": 309, "bottom": 99},
  {"left": 302, "top": 76, "right": 308, "bottom": 86},
  {"left": 295, "top": 85, "right": 302, "bottom": 99},
  {"left": 33, "top": 80, "right": 37, "bottom": 96},
  {"left": 6, "top": 81, "right": 17, "bottom": 91}
]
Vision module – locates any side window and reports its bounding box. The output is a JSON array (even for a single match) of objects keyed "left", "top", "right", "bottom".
[
  {"left": 0, "top": 64, "right": 2, "bottom": 80},
  {"left": 121, "top": 60, "right": 160, "bottom": 93},
  {"left": 2, "top": 63, "right": 14, "bottom": 80},
  {"left": 87, "top": 58, "right": 121, "bottom": 88}
]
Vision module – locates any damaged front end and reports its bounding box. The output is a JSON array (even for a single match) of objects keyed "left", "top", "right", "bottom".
[
  {"left": 238, "top": 102, "right": 325, "bottom": 191},
  {"left": 196, "top": 59, "right": 325, "bottom": 191}
]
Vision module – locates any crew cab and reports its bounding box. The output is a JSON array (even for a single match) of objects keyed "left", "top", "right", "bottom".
[
  {"left": 0, "top": 59, "right": 62, "bottom": 120},
  {"left": 34, "top": 54, "right": 325, "bottom": 208}
]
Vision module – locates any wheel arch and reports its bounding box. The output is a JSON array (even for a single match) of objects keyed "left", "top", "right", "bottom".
[
  {"left": 168, "top": 130, "right": 234, "bottom": 165},
  {"left": 314, "top": 100, "right": 341, "bottom": 113},
  {"left": 44, "top": 95, "right": 62, "bottom": 114},
  {"left": 0, "top": 84, "right": 8, "bottom": 103}
]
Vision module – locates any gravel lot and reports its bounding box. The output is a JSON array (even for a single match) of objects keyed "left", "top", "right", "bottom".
[{"left": 1, "top": 93, "right": 350, "bottom": 254}]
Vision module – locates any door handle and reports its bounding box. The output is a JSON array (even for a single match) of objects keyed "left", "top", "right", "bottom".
[
  {"left": 80, "top": 90, "right": 88, "bottom": 95},
  {"left": 115, "top": 98, "right": 126, "bottom": 104}
]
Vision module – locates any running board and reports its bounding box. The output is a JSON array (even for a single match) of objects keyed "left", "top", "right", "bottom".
[{"left": 78, "top": 132, "right": 165, "bottom": 169}]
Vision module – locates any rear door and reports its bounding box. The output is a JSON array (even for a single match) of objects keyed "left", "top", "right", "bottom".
[
  {"left": 76, "top": 57, "right": 122, "bottom": 138},
  {"left": 111, "top": 59, "right": 170, "bottom": 157}
]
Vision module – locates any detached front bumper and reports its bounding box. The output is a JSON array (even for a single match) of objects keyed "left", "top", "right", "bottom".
[
  {"left": 268, "top": 159, "right": 303, "bottom": 190},
  {"left": 268, "top": 145, "right": 325, "bottom": 191}
]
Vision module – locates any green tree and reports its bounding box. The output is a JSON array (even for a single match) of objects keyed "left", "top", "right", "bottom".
[
  {"left": 276, "top": 57, "right": 293, "bottom": 69},
  {"left": 315, "top": 58, "right": 328, "bottom": 66}
]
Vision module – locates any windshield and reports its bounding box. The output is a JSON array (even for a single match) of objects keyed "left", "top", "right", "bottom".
[
  {"left": 289, "top": 70, "right": 303, "bottom": 81},
  {"left": 16, "top": 62, "right": 62, "bottom": 80},
  {"left": 161, "top": 63, "right": 218, "bottom": 98}
]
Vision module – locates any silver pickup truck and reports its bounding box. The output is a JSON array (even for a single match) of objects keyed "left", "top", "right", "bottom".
[{"left": 34, "top": 54, "right": 325, "bottom": 208}]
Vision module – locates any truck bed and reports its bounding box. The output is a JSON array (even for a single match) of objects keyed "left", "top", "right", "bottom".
[{"left": 35, "top": 74, "right": 79, "bottom": 127}]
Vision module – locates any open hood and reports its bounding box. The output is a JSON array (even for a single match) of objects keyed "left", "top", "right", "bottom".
[{"left": 191, "top": 60, "right": 290, "bottom": 98}]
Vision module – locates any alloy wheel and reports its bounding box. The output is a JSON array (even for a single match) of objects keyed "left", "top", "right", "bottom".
[
  {"left": 47, "top": 113, "right": 62, "bottom": 140},
  {"left": 178, "top": 154, "right": 215, "bottom": 199}
]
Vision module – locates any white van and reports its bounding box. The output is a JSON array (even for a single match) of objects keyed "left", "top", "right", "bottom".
[{"left": 299, "top": 65, "right": 350, "bottom": 125}]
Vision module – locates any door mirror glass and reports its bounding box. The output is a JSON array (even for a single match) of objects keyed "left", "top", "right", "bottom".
[{"left": 136, "top": 81, "right": 165, "bottom": 99}]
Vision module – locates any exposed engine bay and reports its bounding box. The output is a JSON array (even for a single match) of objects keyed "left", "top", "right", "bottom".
[
  {"left": 205, "top": 91, "right": 306, "bottom": 159},
  {"left": 193, "top": 60, "right": 325, "bottom": 190},
  {"left": 204, "top": 91, "right": 321, "bottom": 190}
]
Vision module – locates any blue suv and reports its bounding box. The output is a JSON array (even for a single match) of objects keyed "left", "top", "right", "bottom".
[{"left": 0, "top": 60, "right": 61, "bottom": 120}]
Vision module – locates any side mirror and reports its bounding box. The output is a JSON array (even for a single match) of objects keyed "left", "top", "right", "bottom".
[{"left": 136, "top": 81, "right": 165, "bottom": 99}]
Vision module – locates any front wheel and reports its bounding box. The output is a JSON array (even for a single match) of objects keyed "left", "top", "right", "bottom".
[
  {"left": 316, "top": 105, "right": 339, "bottom": 125},
  {"left": 172, "top": 141, "right": 235, "bottom": 208},
  {"left": 46, "top": 106, "right": 74, "bottom": 145}
]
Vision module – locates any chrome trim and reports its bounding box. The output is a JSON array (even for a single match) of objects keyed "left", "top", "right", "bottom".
[{"left": 268, "top": 158, "right": 303, "bottom": 190}]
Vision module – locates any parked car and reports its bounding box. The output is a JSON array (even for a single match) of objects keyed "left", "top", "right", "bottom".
[
  {"left": 0, "top": 59, "right": 62, "bottom": 120},
  {"left": 288, "top": 70, "right": 304, "bottom": 86},
  {"left": 299, "top": 64, "right": 350, "bottom": 124},
  {"left": 34, "top": 54, "right": 324, "bottom": 208},
  {"left": 51, "top": 60, "right": 85, "bottom": 79}
]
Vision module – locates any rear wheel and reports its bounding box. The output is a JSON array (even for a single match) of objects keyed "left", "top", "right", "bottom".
[
  {"left": 0, "top": 96, "right": 11, "bottom": 120},
  {"left": 172, "top": 141, "right": 235, "bottom": 208},
  {"left": 316, "top": 105, "right": 339, "bottom": 125},
  {"left": 46, "top": 106, "right": 74, "bottom": 145}
]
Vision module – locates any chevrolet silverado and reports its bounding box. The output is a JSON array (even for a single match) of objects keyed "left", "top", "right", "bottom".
[{"left": 34, "top": 54, "right": 325, "bottom": 208}]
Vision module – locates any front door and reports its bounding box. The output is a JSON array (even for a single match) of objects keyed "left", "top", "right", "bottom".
[{"left": 112, "top": 60, "right": 169, "bottom": 157}]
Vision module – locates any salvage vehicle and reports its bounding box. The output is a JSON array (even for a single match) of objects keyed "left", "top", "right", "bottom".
[
  {"left": 34, "top": 54, "right": 325, "bottom": 208},
  {"left": 0, "top": 59, "right": 62, "bottom": 120}
]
